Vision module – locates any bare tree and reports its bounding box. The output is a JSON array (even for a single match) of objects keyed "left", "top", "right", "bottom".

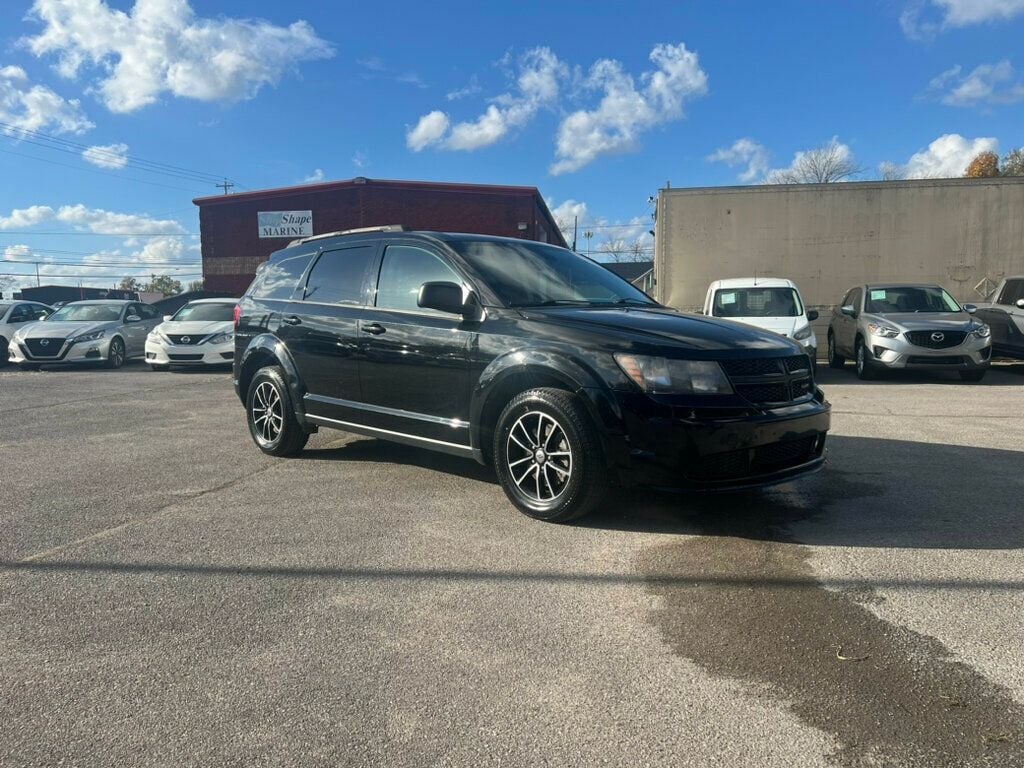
[
  {"left": 0, "top": 276, "right": 20, "bottom": 299},
  {"left": 596, "top": 237, "right": 650, "bottom": 263},
  {"left": 1001, "top": 147, "right": 1024, "bottom": 177},
  {"left": 878, "top": 162, "right": 906, "bottom": 181},
  {"left": 765, "top": 142, "right": 864, "bottom": 184}
]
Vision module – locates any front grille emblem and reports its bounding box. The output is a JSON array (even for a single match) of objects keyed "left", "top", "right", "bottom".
[
  {"left": 931, "top": 332, "right": 945, "bottom": 342},
  {"left": 181, "top": 336, "right": 191, "bottom": 344},
  {"left": 40, "top": 339, "right": 49, "bottom": 346}
]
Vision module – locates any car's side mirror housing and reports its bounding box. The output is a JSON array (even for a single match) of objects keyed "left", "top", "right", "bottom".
[
  {"left": 1017, "top": 298, "right": 1024, "bottom": 309},
  {"left": 163, "top": 315, "right": 173, "bottom": 322},
  {"left": 840, "top": 305, "right": 857, "bottom": 317},
  {"left": 963, "top": 303, "right": 977, "bottom": 314},
  {"left": 806, "top": 309, "right": 819, "bottom": 322},
  {"left": 418, "top": 281, "right": 473, "bottom": 317},
  {"left": 125, "top": 314, "right": 142, "bottom": 323}
]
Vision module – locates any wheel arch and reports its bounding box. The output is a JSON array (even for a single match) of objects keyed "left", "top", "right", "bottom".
[{"left": 236, "top": 334, "right": 309, "bottom": 425}]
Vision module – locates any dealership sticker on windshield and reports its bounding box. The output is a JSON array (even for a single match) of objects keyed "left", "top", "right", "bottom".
[
  {"left": 870, "top": 290, "right": 887, "bottom": 300},
  {"left": 720, "top": 292, "right": 736, "bottom": 304}
]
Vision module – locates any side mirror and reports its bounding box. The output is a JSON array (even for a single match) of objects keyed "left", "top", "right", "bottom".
[
  {"left": 806, "top": 309, "right": 819, "bottom": 322},
  {"left": 1017, "top": 299, "right": 1024, "bottom": 309},
  {"left": 840, "top": 305, "right": 857, "bottom": 318},
  {"left": 125, "top": 314, "right": 142, "bottom": 323},
  {"left": 418, "top": 281, "right": 470, "bottom": 317},
  {"left": 163, "top": 315, "right": 173, "bottom": 322},
  {"left": 963, "top": 303, "right": 977, "bottom": 314}
]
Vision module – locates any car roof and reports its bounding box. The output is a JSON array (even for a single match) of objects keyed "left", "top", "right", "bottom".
[
  {"left": 865, "top": 283, "right": 944, "bottom": 290},
  {"left": 710, "top": 277, "right": 797, "bottom": 289}
]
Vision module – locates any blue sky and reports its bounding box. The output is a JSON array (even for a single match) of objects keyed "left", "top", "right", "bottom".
[{"left": 1, "top": 0, "right": 1022, "bottom": 291}]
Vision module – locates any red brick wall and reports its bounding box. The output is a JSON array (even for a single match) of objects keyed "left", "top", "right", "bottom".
[{"left": 197, "top": 184, "right": 565, "bottom": 294}]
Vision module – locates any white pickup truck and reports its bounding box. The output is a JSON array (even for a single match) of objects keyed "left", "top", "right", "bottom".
[
  {"left": 974, "top": 275, "right": 1024, "bottom": 359},
  {"left": 703, "top": 278, "right": 819, "bottom": 362}
]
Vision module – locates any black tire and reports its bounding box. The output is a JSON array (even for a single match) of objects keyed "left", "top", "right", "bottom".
[
  {"left": 827, "top": 332, "right": 845, "bottom": 369},
  {"left": 245, "top": 365, "right": 309, "bottom": 457},
  {"left": 150, "top": 363, "right": 170, "bottom": 372},
  {"left": 959, "top": 369, "right": 986, "bottom": 382},
  {"left": 855, "top": 337, "right": 877, "bottom": 380},
  {"left": 493, "top": 388, "right": 608, "bottom": 523},
  {"left": 106, "top": 337, "right": 125, "bottom": 369},
  {"left": 0, "top": 337, "right": 8, "bottom": 366}
]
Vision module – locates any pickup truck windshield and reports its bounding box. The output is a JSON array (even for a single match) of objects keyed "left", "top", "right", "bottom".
[
  {"left": 865, "top": 286, "right": 960, "bottom": 314},
  {"left": 448, "top": 240, "right": 656, "bottom": 308},
  {"left": 713, "top": 287, "right": 803, "bottom": 318}
]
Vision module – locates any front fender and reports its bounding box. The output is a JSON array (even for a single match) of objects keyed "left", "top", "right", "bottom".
[{"left": 237, "top": 334, "right": 309, "bottom": 425}]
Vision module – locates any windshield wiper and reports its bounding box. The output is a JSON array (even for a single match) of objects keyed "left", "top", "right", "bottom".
[{"left": 508, "top": 299, "right": 593, "bottom": 307}]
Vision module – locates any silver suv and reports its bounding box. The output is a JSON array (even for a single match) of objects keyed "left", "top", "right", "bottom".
[{"left": 826, "top": 283, "right": 992, "bottom": 381}]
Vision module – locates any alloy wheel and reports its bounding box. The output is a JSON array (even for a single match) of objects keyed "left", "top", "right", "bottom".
[
  {"left": 251, "top": 381, "right": 284, "bottom": 445},
  {"left": 109, "top": 339, "right": 124, "bottom": 367},
  {"left": 856, "top": 343, "right": 864, "bottom": 374},
  {"left": 505, "top": 411, "right": 573, "bottom": 503}
]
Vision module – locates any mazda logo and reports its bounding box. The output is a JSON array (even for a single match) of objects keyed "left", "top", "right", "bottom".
[
  {"left": 40, "top": 339, "right": 49, "bottom": 346},
  {"left": 181, "top": 336, "right": 191, "bottom": 344},
  {"left": 931, "top": 332, "right": 945, "bottom": 342}
]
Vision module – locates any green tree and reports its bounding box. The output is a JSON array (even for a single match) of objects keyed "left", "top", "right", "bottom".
[
  {"left": 144, "top": 274, "right": 183, "bottom": 297},
  {"left": 187, "top": 279, "right": 205, "bottom": 292},
  {"left": 118, "top": 277, "right": 142, "bottom": 292}
]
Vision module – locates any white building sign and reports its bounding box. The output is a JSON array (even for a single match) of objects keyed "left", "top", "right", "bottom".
[{"left": 258, "top": 211, "right": 313, "bottom": 239}]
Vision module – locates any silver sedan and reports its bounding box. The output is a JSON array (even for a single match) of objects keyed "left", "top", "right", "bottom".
[
  {"left": 7, "top": 300, "right": 162, "bottom": 370},
  {"left": 827, "top": 283, "right": 992, "bottom": 381}
]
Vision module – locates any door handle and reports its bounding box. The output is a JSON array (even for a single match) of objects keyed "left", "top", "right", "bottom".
[
  {"left": 281, "top": 315, "right": 302, "bottom": 326},
  {"left": 361, "top": 323, "right": 387, "bottom": 335}
]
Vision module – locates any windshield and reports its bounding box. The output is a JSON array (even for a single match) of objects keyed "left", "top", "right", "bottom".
[
  {"left": 172, "top": 303, "right": 235, "bottom": 322},
  {"left": 865, "top": 286, "right": 961, "bottom": 314},
  {"left": 447, "top": 240, "right": 656, "bottom": 307},
  {"left": 48, "top": 304, "right": 123, "bottom": 322},
  {"left": 712, "top": 287, "right": 803, "bottom": 318}
]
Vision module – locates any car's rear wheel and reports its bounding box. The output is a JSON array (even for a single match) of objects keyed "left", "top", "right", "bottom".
[
  {"left": 106, "top": 337, "right": 125, "bottom": 369},
  {"left": 246, "top": 365, "right": 308, "bottom": 456},
  {"left": 855, "top": 338, "right": 877, "bottom": 380},
  {"left": 959, "top": 369, "right": 986, "bottom": 382},
  {"left": 827, "top": 332, "right": 845, "bottom": 369},
  {"left": 493, "top": 388, "right": 607, "bottom": 523}
]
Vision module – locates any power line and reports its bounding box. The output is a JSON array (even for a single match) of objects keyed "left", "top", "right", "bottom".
[
  {"left": 0, "top": 272, "right": 202, "bottom": 279},
  {"left": 0, "top": 231, "right": 198, "bottom": 237}
]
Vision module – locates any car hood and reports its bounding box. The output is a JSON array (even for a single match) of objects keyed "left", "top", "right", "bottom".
[
  {"left": 867, "top": 312, "right": 975, "bottom": 331},
  {"left": 157, "top": 320, "right": 233, "bottom": 336},
  {"left": 16, "top": 320, "right": 116, "bottom": 339},
  {"left": 525, "top": 306, "right": 801, "bottom": 353},
  {"left": 714, "top": 315, "right": 808, "bottom": 338}
]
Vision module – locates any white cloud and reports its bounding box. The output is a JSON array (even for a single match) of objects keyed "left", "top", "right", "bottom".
[
  {"left": 0, "top": 63, "right": 92, "bottom": 135},
  {"left": 548, "top": 198, "right": 589, "bottom": 243},
  {"left": 447, "top": 75, "right": 481, "bottom": 101},
  {"left": 351, "top": 150, "right": 368, "bottom": 170},
  {"left": 54, "top": 204, "right": 187, "bottom": 235},
  {"left": 927, "top": 61, "right": 1024, "bottom": 107},
  {"left": 406, "top": 110, "right": 450, "bottom": 151},
  {"left": 0, "top": 205, "right": 55, "bottom": 230},
  {"left": 23, "top": 0, "right": 334, "bottom": 113},
  {"left": 81, "top": 142, "right": 129, "bottom": 169},
  {"left": 903, "top": 133, "right": 999, "bottom": 178},
  {"left": 550, "top": 43, "right": 707, "bottom": 174},
  {"left": 410, "top": 47, "right": 567, "bottom": 152},
  {"left": 706, "top": 138, "right": 770, "bottom": 182},
  {"left": 303, "top": 168, "right": 325, "bottom": 183},
  {"left": 901, "top": 0, "right": 1024, "bottom": 38},
  {"left": 3, "top": 244, "right": 33, "bottom": 259}
]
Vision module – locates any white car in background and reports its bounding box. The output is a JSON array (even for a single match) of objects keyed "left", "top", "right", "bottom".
[
  {"left": 703, "top": 278, "right": 819, "bottom": 362},
  {"left": 145, "top": 298, "right": 239, "bottom": 370},
  {"left": 0, "top": 301, "right": 53, "bottom": 365}
]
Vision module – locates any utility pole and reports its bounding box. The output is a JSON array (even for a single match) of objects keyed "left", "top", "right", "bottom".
[
  {"left": 216, "top": 178, "right": 234, "bottom": 195},
  {"left": 35, "top": 261, "right": 40, "bottom": 287},
  {"left": 571, "top": 216, "right": 578, "bottom": 251},
  {"left": 583, "top": 230, "right": 594, "bottom": 257}
]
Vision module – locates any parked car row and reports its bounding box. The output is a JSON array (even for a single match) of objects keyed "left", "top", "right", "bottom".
[{"left": 2, "top": 298, "right": 239, "bottom": 371}]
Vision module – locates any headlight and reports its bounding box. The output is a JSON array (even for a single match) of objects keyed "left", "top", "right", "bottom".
[
  {"left": 969, "top": 323, "right": 991, "bottom": 338},
  {"left": 614, "top": 354, "right": 733, "bottom": 394},
  {"left": 793, "top": 325, "right": 813, "bottom": 341},
  {"left": 205, "top": 332, "right": 233, "bottom": 345},
  {"left": 867, "top": 323, "right": 900, "bottom": 339},
  {"left": 71, "top": 330, "right": 105, "bottom": 343}
]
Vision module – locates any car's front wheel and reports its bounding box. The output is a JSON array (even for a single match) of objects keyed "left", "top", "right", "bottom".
[
  {"left": 106, "top": 337, "right": 125, "bottom": 369},
  {"left": 827, "top": 332, "right": 845, "bottom": 369},
  {"left": 0, "top": 337, "right": 8, "bottom": 366},
  {"left": 493, "top": 388, "right": 608, "bottom": 523},
  {"left": 855, "top": 338, "right": 877, "bottom": 380},
  {"left": 246, "top": 365, "right": 309, "bottom": 456}
]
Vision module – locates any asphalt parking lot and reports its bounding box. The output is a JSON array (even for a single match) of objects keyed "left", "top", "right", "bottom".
[{"left": 2, "top": 361, "right": 1024, "bottom": 767}]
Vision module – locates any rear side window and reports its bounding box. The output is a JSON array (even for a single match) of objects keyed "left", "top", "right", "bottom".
[
  {"left": 31, "top": 305, "right": 51, "bottom": 320},
  {"left": 375, "top": 245, "right": 461, "bottom": 312},
  {"left": 997, "top": 279, "right": 1023, "bottom": 305},
  {"left": 138, "top": 304, "right": 158, "bottom": 320},
  {"left": 251, "top": 252, "right": 314, "bottom": 300},
  {"left": 303, "top": 245, "right": 376, "bottom": 305}
]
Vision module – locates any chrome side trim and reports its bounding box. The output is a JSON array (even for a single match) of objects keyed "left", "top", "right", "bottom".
[
  {"left": 304, "top": 393, "right": 470, "bottom": 429},
  {"left": 305, "top": 414, "right": 474, "bottom": 453}
]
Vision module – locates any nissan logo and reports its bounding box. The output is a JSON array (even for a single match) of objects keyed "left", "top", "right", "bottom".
[
  {"left": 931, "top": 332, "right": 945, "bottom": 342},
  {"left": 181, "top": 336, "right": 191, "bottom": 344},
  {"left": 40, "top": 339, "right": 49, "bottom": 346}
]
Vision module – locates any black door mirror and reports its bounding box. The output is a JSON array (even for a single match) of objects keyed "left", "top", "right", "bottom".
[
  {"left": 806, "top": 309, "right": 819, "bottom": 322},
  {"left": 418, "top": 281, "right": 468, "bottom": 316},
  {"left": 963, "top": 303, "right": 977, "bottom": 314}
]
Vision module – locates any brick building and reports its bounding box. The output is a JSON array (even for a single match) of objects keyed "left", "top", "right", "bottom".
[{"left": 193, "top": 177, "right": 567, "bottom": 294}]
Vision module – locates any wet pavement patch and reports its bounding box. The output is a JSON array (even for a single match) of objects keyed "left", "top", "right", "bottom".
[{"left": 638, "top": 495, "right": 1024, "bottom": 768}]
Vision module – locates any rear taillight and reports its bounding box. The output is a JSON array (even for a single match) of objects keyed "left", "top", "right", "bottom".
[{"left": 233, "top": 304, "right": 241, "bottom": 329}]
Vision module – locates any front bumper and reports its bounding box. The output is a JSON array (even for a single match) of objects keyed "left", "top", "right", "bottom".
[
  {"left": 865, "top": 334, "right": 991, "bottom": 370},
  {"left": 145, "top": 339, "right": 234, "bottom": 366},
  {"left": 8, "top": 336, "right": 114, "bottom": 365},
  {"left": 607, "top": 390, "right": 831, "bottom": 491}
]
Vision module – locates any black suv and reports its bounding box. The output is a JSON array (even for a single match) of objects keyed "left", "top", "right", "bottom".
[{"left": 233, "top": 227, "right": 830, "bottom": 522}]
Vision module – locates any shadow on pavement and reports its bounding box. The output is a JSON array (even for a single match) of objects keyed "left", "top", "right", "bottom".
[{"left": 814, "top": 361, "right": 1024, "bottom": 386}]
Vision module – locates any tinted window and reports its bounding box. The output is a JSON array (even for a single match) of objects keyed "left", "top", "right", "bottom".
[
  {"left": 376, "top": 245, "right": 462, "bottom": 311},
  {"left": 712, "top": 287, "right": 803, "bottom": 318},
  {"left": 138, "top": 304, "right": 158, "bottom": 319},
  {"left": 303, "top": 245, "right": 376, "bottom": 305},
  {"left": 31, "top": 305, "right": 51, "bottom": 320},
  {"left": 9, "top": 304, "right": 30, "bottom": 322},
  {"left": 997, "top": 279, "right": 1023, "bottom": 305},
  {"left": 172, "top": 302, "right": 235, "bottom": 322},
  {"left": 865, "top": 286, "right": 960, "bottom": 314},
  {"left": 126, "top": 304, "right": 141, "bottom": 318},
  {"left": 251, "top": 252, "right": 314, "bottom": 300}
]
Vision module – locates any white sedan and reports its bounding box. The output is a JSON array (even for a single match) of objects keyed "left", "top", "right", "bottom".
[{"left": 145, "top": 298, "right": 239, "bottom": 370}]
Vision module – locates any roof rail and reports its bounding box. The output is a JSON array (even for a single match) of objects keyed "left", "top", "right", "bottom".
[{"left": 288, "top": 224, "right": 406, "bottom": 247}]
